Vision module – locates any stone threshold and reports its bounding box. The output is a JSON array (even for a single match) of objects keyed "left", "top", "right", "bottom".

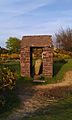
[{"left": 33, "top": 80, "right": 46, "bottom": 83}]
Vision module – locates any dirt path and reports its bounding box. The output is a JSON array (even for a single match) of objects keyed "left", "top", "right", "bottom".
[
  {"left": 36, "top": 71, "right": 72, "bottom": 89},
  {"left": 3, "top": 71, "right": 72, "bottom": 120}
]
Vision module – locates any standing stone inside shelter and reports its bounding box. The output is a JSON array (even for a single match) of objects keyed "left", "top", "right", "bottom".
[{"left": 31, "top": 47, "right": 43, "bottom": 77}]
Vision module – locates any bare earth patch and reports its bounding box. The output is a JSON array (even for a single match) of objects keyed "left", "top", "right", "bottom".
[{"left": 4, "top": 71, "right": 72, "bottom": 120}]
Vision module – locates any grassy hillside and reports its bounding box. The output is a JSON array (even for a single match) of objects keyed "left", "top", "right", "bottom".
[{"left": 53, "top": 59, "right": 72, "bottom": 81}]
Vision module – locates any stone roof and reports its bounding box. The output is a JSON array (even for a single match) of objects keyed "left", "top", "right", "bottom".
[{"left": 21, "top": 35, "right": 52, "bottom": 47}]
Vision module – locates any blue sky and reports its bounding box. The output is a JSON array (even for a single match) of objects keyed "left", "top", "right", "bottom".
[{"left": 0, "top": 0, "right": 72, "bottom": 47}]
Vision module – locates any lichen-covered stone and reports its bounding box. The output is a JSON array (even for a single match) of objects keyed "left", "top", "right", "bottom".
[{"left": 35, "top": 59, "right": 42, "bottom": 75}]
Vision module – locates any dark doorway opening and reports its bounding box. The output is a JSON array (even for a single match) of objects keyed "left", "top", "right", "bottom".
[{"left": 30, "top": 47, "right": 43, "bottom": 77}]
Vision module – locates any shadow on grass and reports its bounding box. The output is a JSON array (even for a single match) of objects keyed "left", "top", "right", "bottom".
[
  {"left": 24, "top": 97, "right": 72, "bottom": 120},
  {"left": 0, "top": 90, "right": 20, "bottom": 118},
  {"left": 53, "top": 59, "right": 67, "bottom": 77},
  {"left": 21, "top": 88, "right": 72, "bottom": 120}
]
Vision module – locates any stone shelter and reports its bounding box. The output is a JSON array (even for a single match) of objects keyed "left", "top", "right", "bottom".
[{"left": 20, "top": 35, "right": 53, "bottom": 78}]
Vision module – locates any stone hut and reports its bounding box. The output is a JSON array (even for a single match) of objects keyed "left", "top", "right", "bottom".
[{"left": 20, "top": 35, "right": 53, "bottom": 78}]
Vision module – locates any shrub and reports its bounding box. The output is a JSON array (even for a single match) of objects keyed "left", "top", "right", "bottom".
[
  {"left": 53, "top": 48, "right": 72, "bottom": 59},
  {"left": 0, "top": 53, "right": 20, "bottom": 60},
  {"left": 0, "top": 67, "right": 16, "bottom": 90},
  {"left": 9, "top": 53, "right": 20, "bottom": 59},
  {"left": 0, "top": 67, "right": 17, "bottom": 107}
]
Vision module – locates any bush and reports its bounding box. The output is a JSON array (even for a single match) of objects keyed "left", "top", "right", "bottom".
[
  {"left": 53, "top": 48, "right": 72, "bottom": 59},
  {"left": 0, "top": 53, "right": 20, "bottom": 60},
  {"left": 0, "top": 67, "right": 17, "bottom": 107},
  {"left": 0, "top": 67, "right": 16, "bottom": 90}
]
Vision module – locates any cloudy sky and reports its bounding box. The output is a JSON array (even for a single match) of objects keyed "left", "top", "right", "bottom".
[{"left": 0, "top": 0, "right": 72, "bottom": 47}]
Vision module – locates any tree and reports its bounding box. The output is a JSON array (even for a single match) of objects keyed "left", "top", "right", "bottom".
[
  {"left": 6, "top": 37, "right": 20, "bottom": 53},
  {"left": 55, "top": 28, "right": 72, "bottom": 52}
]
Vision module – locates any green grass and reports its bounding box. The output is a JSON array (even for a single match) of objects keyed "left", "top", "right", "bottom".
[{"left": 22, "top": 97, "right": 72, "bottom": 120}]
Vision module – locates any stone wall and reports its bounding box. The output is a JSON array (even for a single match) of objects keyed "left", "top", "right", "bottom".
[
  {"left": 20, "top": 47, "right": 30, "bottom": 77},
  {"left": 43, "top": 47, "right": 53, "bottom": 77},
  {"left": 20, "top": 47, "right": 53, "bottom": 78},
  {"left": 20, "top": 35, "right": 53, "bottom": 78}
]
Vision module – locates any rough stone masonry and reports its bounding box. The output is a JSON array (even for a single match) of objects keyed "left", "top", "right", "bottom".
[{"left": 20, "top": 35, "right": 53, "bottom": 78}]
